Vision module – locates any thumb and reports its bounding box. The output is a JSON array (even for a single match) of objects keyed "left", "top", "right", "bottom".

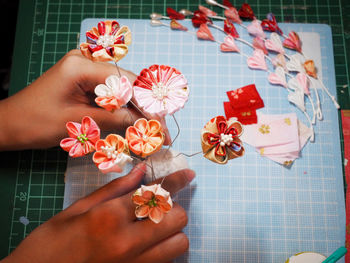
[{"left": 65, "top": 162, "right": 147, "bottom": 216}]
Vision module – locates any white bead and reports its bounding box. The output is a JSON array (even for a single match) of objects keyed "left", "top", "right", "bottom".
[{"left": 220, "top": 142, "right": 225, "bottom": 147}]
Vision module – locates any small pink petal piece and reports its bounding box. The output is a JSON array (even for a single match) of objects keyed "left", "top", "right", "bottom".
[
  {"left": 247, "top": 49, "right": 267, "bottom": 71},
  {"left": 268, "top": 67, "right": 287, "bottom": 87},
  {"left": 247, "top": 20, "right": 266, "bottom": 39},
  {"left": 197, "top": 24, "right": 215, "bottom": 41},
  {"left": 224, "top": 7, "right": 242, "bottom": 24},
  {"left": 220, "top": 35, "right": 240, "bottom": 52},
  {"left": 296, "top": 72, "right": 309, "bottom": 95},
  {"left": 198, "top": 5, "right": 217, "bottom": 17},
  {"left": 265, "top": 32, "right": 284, "bottom": 54},
  {"left": 252, "top": 37, "right": 268, "bottom": 55}
]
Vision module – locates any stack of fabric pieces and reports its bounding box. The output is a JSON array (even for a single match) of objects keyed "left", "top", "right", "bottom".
[
  {"left": 240, "top": 112, "right": 313, "bottom": 166},
  {"left": 223, "top": 84, "right": 264, "bottom": 125}
]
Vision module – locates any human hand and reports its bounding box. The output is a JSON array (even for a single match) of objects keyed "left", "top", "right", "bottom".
[
  {"left": 2, "top": 163, "right": 195, "bottom": 263},
  {"left": 0, "top": 50, "right": 171, "bottom": 151}
]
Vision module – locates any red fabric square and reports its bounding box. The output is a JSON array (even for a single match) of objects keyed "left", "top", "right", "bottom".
[
  {"left": 224, "top": 102, "right": 258, "bottom": 125},
  {"left": 226, "top": 84, "right": 264, "bottom": 110}
]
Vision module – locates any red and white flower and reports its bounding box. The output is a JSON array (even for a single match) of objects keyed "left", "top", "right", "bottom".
[{"left": 80, "top": 20, "right": 131, "bottom": 62}]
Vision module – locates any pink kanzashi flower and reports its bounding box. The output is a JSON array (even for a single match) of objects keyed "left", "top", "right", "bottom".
[
  {"left": 132, "top": 184, "right": 173, "bottom": 224},
  {"left": 133, "top": 65, "right": 189, "bottom": 117},
  {"left": 95, "top": 75, "right": 132, "bottom": 112},
  {"left": 60, "top": 116, "right": 100, "bottom": 158}
]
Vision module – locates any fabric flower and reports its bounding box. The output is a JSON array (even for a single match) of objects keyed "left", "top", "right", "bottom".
[
  {"left": 60, "top": 116, "right": 100, "bottom": 158},
  {"left": 133, "top": 65, "right": 189, "bottom": 117},
  {"left": 132, "top": 184, "right": 173, "bottom": 224},
  {"left": 125, "top": 118, "right": 165, "bottom": 158},
  {"left": 201, "top": 116, "right": 244, "bottom": 164},
  {"left": 92, "top": 134, "right": 132, "bottom": 174},
  {"left": 80, "top": 20, "right": 131, "bottom": 62},
  {"left": 261, "top": 13, "right": 283, "bottom": 35},
  {"left": 94, "top": 75, "right": 132, "bottom": 112}
]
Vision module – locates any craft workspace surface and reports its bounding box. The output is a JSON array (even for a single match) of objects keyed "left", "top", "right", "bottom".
[{"left": 2, "top": 0, "right": 350, "bottom": 261}]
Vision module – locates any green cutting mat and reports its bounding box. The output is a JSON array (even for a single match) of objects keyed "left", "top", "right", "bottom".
[{"left": 1, "top": 0, "right": 349, "bottom": 258}]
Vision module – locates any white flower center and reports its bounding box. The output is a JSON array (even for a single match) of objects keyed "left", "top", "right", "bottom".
[
  {"left": 219, "top": 133, "right": 233, "bottom": 147},
  {"left": 100, "top": 145, "right": 118, "bottom": 159},
  {"left": 142, "top": 135, "right": 148, "bottom": 141},
  {"left": 96, "top": 34, "right": 115, "bottom": 48},
  {"left": 152, "top": 82, "right": 168, "bottom": 100}
]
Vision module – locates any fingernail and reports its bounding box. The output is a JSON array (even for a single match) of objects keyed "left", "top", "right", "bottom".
[{"left": 185, "top": 170, "right": 196, "bottom": 183}]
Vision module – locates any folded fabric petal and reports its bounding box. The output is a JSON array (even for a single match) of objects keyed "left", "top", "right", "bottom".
[
  {"left": 265, "top": 33, "right": 285, "bottom": 54},
  {"left": 220, "top": 35, "right": 240, "bottom": 52},
  {"left": 223, "top": 0, "right": 234, "bottom": 8},
  {"left": 247, "top": 20, "right": 266, "bottom": 38},
  {"left": 192, "top": 10, "right": 212, "bottom": 27},
  {"left": 170, "top": 19, "right": 188, "bottom": 31},
  {"left": 288, "top": 88, "right": 305, "bottom": 112},
  {"left": 224, "top": 7, "right": 242, "bottom": 24},
  {"left": 166, "top": 7, "right": 185, "bottom": 20},
  {"left": 286, "top": 54, "right": 305, "bottom": 73},
  {"left": 253, "top": 36, "right": 268, "bottom": 55},
  {"left": 288, "top": 73, "right": 309, "bottom": 95},
  {"left": 238, "top": 3, "right": 255, "bottom": 20},
  {"left": 197, "top": 23, "right": 215, "bottom": 41},
  {"left": 247, "top": 49, "right": 267, "bottom": 71},
  {"left": 268, "top": 66, "right": 287, "bottom": 87},
  {"left": 272, "top": 53, "right": 287, "bottom": 70},
  {"left": 224, "top": 19, "right": 239, "bottom": 38},
  {"left": 283, "top": 31, "right": 302, "bottom": 53},
  {"left": 198, "top": 5, "right": 217, "bottom": 17},
  {"left": 261, "top": 13, "right": 283, "bottom": 35},
  {"left": 303, "top": 60, "right": 317, "bottom": 79}
]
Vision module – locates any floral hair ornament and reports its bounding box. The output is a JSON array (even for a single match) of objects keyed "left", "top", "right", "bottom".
[
  {"left": 125, "top": 118, "right": 165, "bottom": 158},
  {"left": 132, "top": 184, "right": 173, "bottom": 224},
  {"left": 201, "top": 116, "right": 244, "bottom": 164},
  {"left": 80, "top": 20, "right": 131, "bottom": 62},
  {"left": 60, "top": 116, "right": 100, "bottom": 158},
  {"left": 93, "top": 134, "right": 132, "bottom": 174},
  {"left": 94, "top": 75, "right": 132, "bottom": 112},
  {"left": 261, "top": 13, "right": 283, "bottom": 36},
  {"left": 133, "top": 65, "right": 189, "bottom": 117}
]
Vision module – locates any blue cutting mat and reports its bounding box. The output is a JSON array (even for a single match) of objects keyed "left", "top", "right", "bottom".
[{"left": 75, "top": 19, "right": 345, "bottom": 262}]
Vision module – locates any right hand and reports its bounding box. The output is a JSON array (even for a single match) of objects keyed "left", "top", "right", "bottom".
[{"left": 2, "top": 163, "right": 195, "bottom": 263}]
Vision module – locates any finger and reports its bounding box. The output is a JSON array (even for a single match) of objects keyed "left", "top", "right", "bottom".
[
  {"left": 134, "top": 232, "right": 189, "bottom": 263},
  {"left": 120, "top": 169, "right": 195, "bottom": 220},
  {"left": 64, "top": 163, "right": 146, "bottom": 216},
  {"left": 130, "top": 203, "right": 188, "bottom": 252},
  {"left": 78, "top": 105, "right": 143, "bottom": 130}
]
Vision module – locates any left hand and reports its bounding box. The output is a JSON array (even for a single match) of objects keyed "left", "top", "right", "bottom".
[{"left": 0, "top": 50, "right": 170, "bottom": 151}]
